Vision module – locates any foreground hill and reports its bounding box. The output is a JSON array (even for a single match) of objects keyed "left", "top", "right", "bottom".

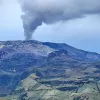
[{"left": 0, "top": 40, "right": 100, "bottom": 100}]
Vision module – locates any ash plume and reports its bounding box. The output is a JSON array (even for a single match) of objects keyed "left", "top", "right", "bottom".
[{"left": 19, "top": 0, "right": 100, "bottom": 40}]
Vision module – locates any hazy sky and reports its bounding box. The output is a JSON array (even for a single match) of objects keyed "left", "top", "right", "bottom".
[{"left": 0, "top": 0, "right": 100, "bottom": 53}]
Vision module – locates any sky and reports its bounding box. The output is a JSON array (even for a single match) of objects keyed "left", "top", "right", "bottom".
[{"left": 0, "top": 0, "right": 100, "bottom": 53}]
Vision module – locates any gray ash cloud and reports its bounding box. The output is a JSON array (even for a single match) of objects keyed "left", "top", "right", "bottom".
[{"left": 19, "top": 0, "right": 100, "bottom": 40}]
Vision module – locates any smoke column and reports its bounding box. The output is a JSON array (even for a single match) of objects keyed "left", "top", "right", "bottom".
[{"left": 19, "top": 0, "right": 100, "bottom": 40}]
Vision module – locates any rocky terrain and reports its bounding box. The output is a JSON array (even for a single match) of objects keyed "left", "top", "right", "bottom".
[{"left": 0, "top": 40, "right": 100, "bottom": 100}]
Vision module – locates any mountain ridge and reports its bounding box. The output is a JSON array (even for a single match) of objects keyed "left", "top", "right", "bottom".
[
  {"left": 0, "top": 40, "right": 100, "bottom": 54},
  {"left": 0, "top": 40, "right": 100, "bottom": 60}
]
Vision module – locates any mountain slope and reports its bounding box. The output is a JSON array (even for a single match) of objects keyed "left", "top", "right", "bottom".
[
  {"left": 43, "top": 42, "right": 100, "bottom": 62},
  {"left": 0, "top": 40, "right": 100, "bottom": 99}
]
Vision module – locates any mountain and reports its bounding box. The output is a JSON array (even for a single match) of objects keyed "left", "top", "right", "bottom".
[
  {"left": 0, "top": 40, "right": 100, "bottom": 100},
  {"left": 43, "top": 42, "right": 100, "bottom": 62}
]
